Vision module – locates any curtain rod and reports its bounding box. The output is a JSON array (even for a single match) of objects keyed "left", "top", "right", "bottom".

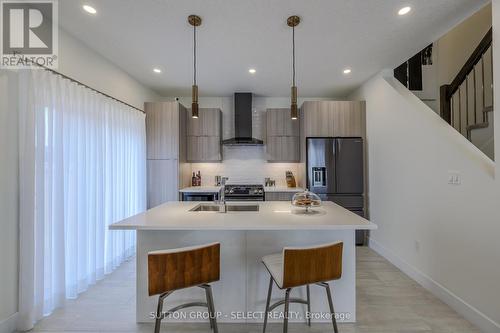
[{"left": 34, "top": 62, "right": 145, "bottom": 114}]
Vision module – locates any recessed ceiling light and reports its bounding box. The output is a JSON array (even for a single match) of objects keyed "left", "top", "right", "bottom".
[
  {"left": 83, "top": 5, "right": 97, "bottom": 14},
  {"left": 248, "top": 68, "right": 256, "bottom": 74},
  {"left": 153, "top": 68, "right": 162, "bottom": 73},
  {"left": 343, "top": 68, "right": 352, "bottom": 74},
  {"left": 398, "top": 6, "right": 411, "bottom": 16}
]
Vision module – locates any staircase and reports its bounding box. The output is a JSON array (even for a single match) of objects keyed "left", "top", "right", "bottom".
[{"left": 440, "top": 28, "right": 494, "bottom": 160}]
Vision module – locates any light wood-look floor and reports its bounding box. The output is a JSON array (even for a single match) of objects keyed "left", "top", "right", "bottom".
[{"left": 31, "top": 247, "right": 480, "bottom": 333}]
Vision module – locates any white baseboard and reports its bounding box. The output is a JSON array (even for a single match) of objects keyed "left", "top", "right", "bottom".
[
  {"left": 0, "top": 313, "right": 18, "bottom": 333},
  {"left": 369, "top": 238, "right": 500, "bottom": 333}
]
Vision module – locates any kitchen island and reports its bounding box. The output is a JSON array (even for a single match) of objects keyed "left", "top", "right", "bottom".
[{"left": 110, "top": 201, "right": 376, "bottom": 324}]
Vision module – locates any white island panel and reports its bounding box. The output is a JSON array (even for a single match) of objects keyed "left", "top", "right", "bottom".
[
  {"left": 110, "top": 201, "right": 376, "bottom": 324},
  {"left": 137, "top": 229, "right": 355, "bottom": 323}
]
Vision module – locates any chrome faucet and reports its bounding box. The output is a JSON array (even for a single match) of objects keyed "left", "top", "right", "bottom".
[{"left": 218, "top": 177, "right": 229, "bottom": 213}]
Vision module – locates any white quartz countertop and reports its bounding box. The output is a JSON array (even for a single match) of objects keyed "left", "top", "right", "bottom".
[
  {"left": 179, "top": 186, "right": 221, "bottom": 193},
  {"left": 179, "top": 186, "right": 304, "bottom": 193},
  {"left": 109, "top": 201, "right": 377, "bottom": 231},
  {"left": 264, "top": 186, "right": 304, "bottom": 193}
]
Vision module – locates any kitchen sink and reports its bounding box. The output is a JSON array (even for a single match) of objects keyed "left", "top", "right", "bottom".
[{"left": 189, "top": 204, "right": 259, "bottom": 212}]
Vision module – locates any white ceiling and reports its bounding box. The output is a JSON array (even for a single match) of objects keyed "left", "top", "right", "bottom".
[{"left": 59, "top": 0, "right": 489, "bottom": 97}]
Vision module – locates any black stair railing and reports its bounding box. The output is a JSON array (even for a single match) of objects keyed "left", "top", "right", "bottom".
[{"left": 440, "top": 28, "right": 493, "bottom": 137}]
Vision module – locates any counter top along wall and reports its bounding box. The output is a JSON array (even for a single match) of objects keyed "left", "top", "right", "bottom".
[
  {"left": 109, "top": 201, "right": 376, "bottom": 231},
  {"left": 264, "top": 186, "right": 304, "bottom": 193},
  {"left": 178, "top": 186, "right": 304, "bottom": 193}
]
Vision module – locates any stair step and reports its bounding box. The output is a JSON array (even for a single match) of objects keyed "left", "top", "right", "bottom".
[
  {"left": 483, "top": 106, "right": 494, "bottom": 113},
  {"left": 467, "top": 122, "right": 489, "bottom": 131}
]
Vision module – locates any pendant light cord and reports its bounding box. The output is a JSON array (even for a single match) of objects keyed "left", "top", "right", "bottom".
[
  {"left": 292, "top": 25, "right": 295, "bottom": 86},
  {"left": 193, "top": 24, "right": 197, "bottom": 85}
]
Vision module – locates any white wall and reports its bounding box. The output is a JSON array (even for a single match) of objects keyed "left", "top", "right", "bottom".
[
  {"left": 58, "top": 29, "right": 160, "bottom": 109},
  {"left": 349, "top": 72, "right": 500, "bottom": 332},
  {"left": 169, "top": 96, "right": 332, "bottom": 186},
  {"left": 0, "top": 28, "right": 158, "bottom": 333}
]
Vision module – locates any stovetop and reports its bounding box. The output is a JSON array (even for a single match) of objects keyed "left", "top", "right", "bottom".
[{"left": 224, "top": 184, "right": 264, "bottom": 196}]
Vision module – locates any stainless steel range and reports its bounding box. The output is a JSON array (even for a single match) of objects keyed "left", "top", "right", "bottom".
[{"left": 224, "top": 184, "right": 265, "bottom": 201}]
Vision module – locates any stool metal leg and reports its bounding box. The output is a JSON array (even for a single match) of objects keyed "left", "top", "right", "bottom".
[
  {"left": 206, "top": 285, "right": 218, "bottom": 333},
  {"left": 283, "top": 288, "right": 291, "bottom": 333},
  {"left": 154, "top": 292, "right": 171, "bottom": 333},
  {"left": 263, "top": 276, "right": 273, "bottom": 333},
  {"left": 201, "top": 285, "right": 214, "bottom": 330},
  {"left": 306, "top": 285, "right": 311, "bottom": 326},
  {"left": 321, "top": 283, "right": 339, "bottom": 333},
  {"left": 201, "top": 284, "right": 218, "bottom": 333}
]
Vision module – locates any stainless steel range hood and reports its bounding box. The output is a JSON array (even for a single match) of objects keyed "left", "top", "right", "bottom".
[{"left": 222, "top": 93, "right": 263, "bottom": 146}]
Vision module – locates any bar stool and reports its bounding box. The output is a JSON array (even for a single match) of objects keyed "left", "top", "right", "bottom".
[
  {"left": 261, "top": 241, "right": 343, "bottom": 333},
  {"left": 148, "top": 242, "right": 220, "bottom": 333}
]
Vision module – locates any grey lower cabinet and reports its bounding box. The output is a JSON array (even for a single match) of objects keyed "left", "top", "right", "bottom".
[
  {"left": 265, "top": 192, "right": 296, "bottom": 201},
  {"left": 266, "top": 108, "right": 300, "bottom": 162},
  {"left": 187, "top": 108, "right": 222, "bottom": 162}
]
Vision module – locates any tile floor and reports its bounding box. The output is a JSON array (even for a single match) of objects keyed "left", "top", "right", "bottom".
[{"left": 31, "top": 247, "right": 480, "bottom": 333}]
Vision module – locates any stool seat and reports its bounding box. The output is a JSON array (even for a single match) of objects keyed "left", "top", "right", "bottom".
[
  {"left": 262, "top": 253, "right": 284, "bottom": 288},
  {"left": 148, "top": 242, "right": 220, "bottom": 333},
  {"left": 261, "top": 242, "right": 343, "bottom": 333}
]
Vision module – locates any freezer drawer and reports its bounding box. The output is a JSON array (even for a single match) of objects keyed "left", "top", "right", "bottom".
[
  {"left": 321, "top": 195, "right": 364, "bottom": 209},
  {"left": 352, "top": 210, "right": 367, "bottom": 246}
]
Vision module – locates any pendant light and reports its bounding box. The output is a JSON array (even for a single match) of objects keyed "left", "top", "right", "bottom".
[
  {"left": 188, "top": 15, "right": 202, "bottom": 118},
  {"left": 287, "top": 15, "right": 300, "bottom": 120}
]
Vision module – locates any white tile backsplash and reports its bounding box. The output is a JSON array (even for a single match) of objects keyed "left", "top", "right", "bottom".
[{"left": 190, "top": 146, "right": 300, "bottom": 186}]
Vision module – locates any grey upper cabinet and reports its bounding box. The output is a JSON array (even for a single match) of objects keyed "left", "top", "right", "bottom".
[
  {"left": 146, "top": 102, "right": 180, "bottom": 160},
  {"left": 266, "top": 108, "right": 300, "bottom": 162},
  {"left": 301, "top": 101, "right": 366, "bottom": 138},
  {"left": 187, "top": 108, "right": 222, "bottom": 162},
  {"left": 267, "top": 108, "right": 299, "bottom": 136},
  {"left": 186, "top": 136, "right": 221, "bottom": 162},
  {"left": 187, "top": 108, "right": 221, "bottom": 136},
  {"left": 267, "top": 136, "right": 300, "bottom": 162}
]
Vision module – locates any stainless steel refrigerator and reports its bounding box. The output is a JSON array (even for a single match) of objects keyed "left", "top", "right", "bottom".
[{"left": 307, "top": 137, "right": 366, "bottom": 245}]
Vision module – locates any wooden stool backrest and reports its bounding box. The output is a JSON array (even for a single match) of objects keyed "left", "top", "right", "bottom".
[
  {"left": 148, "top": 243, "right": 220, "bottom": 296},
  {"left": 282, "top": 242, "right": 343, "bottom": 289}
]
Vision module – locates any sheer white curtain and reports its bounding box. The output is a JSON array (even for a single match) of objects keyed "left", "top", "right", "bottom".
[{"left": 18, "top": 69, "right": 146, "bottom": 330}]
